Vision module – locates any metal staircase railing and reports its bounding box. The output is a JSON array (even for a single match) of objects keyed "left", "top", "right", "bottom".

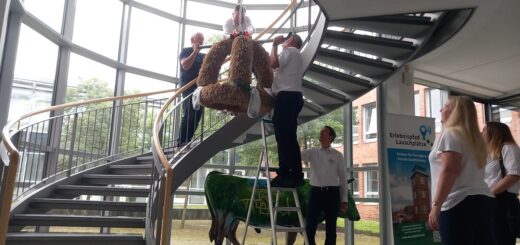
[{"left": 0, "top": 88, "right": 177, "bottom": 242}]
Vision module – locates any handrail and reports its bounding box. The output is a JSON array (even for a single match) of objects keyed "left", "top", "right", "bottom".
[
  {"left": 1, "top": 88, "right": 177, "bottom": 155},
  {"left": 0, "top": 87, "right": 176, "bottom": 243},
  {"left": 149, "top": 0, "right": 299, "bottom": 244}
]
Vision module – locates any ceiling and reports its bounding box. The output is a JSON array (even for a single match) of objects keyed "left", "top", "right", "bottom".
[{"left": 317, "top": 0, "right": 520, "bottom": 101}]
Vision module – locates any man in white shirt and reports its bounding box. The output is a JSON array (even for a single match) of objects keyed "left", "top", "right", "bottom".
[
  {"left": 302, "top": 126, "right": 348, "bottom": 245},
  {"left": 223, "top": 5, "right": 254, "bottom": 37},
  {"left": 269, "top": 34, "right": 304, "bottom": 188}
]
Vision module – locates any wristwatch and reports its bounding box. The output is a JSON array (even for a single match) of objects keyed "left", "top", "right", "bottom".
[{"left": 432, "top": 201, "right": 439, "bottom": 207}]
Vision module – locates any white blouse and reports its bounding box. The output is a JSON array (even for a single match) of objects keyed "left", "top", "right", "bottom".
[
  {"left": 484, "top": 144, "right": 520, "bottom": 194},
  {"left": 428, "top": 128, "right": 493, "bottom": 211}
]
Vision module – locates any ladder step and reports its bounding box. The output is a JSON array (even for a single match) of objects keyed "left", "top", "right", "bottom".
[
  {"left": 273, "top": 207, "right": 300, "bottom": 212},
  {"left": 262, "top": 118, "right": 273, "bottom": 124},
  {"left": 275, "top": 226, "right": 306, "bottom": 233},
  {"left": 271, "top": 187, "right": 298, "bottom": 192}
]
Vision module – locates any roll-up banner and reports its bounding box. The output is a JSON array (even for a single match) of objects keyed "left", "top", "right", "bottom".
[{"left": 385, "top": 113, "right": 440, "bottom": 245}]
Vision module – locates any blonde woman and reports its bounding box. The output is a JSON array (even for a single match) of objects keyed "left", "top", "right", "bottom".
[
  {"left": 427, "top": 96, "right": 495, "bottom": 245},
  {"left": 483, "top": 121, "right": 520, "bottom": 245}
]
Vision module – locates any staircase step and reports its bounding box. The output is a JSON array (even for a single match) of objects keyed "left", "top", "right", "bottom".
[
  {"left": 10, "top": 214, "right": 145, "bottom": 228},
  {"left": 6, "top": 233, "right": 145, "bottom": 245},
  {"left": 306, "top": 64, "right": 372, "bottom": 94},
  {"left": 54, "top": 185, "right": 149, "bottom": 198},
  {"left": 329, "top": 14, "right": 433, "bottom": 38},
  {"left": 109, "top": 164, "right": 152, "bottom": 175},
  {"left": 299, "top": 101, "right": 323, "bottom": 120},
  {"left": 81, "top": 174, "right": 151, "bottom": 185},
  {"left": 301, "top": 80, "right": 347, "bottom": 109},
  {"left": 324, "top": 30, "right": 415, "bottom": 60},
  {"left": 30, "top": 198, "right": 146, "bottom": 212},
  {"left": 136, "top": 153, "right": 172, "bottom": 163},
  {"left": 135, "top": 155, "right": 154, "bottom": 163},
  {"left": 316, "top": 48, "right": 395, "bottom": 79}
]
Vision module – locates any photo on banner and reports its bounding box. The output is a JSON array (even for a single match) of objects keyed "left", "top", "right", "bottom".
[{"left": 385, "top": 114, "right": 440, "bottom": 245}]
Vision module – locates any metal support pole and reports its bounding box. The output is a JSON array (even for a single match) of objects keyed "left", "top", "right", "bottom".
[
  {"left": 343, "top": 103, "right": 354, "bottom": 245},
  {"left": 377, "top": 85, "right": 393, "bottom": 245}
]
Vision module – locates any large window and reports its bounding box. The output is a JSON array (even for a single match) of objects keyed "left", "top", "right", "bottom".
[
  {"left": 124, "top": 73, "right": 175, "bottom": 99},
  {"left": 426, "top": 89, "right": 443, "bottom": 132},
  {"left": 73, "top": 0, "right": 123, "bottom": 60},
  {"left": 22, "top": 0, "right": 65, "bottom": 32},
  {"left": 127, "top": 8, "right": 179, "bottom": 77},
  {"left": 353, "top": 107, "right": 359, "bottom": 143},
  {"left": 66, "top": 53, "right": 116, "bottom": 101},
  {"left": 363, "top": 103, "right": 377, "bottom": 141},
  {"left": 352, "top": 171, "right": 360, "bottom": 198},
  {"left": 184, "top": 25, "right": 225, "bottom": 48},
  {"left": 134, "top": 0, "right": 182, "bottom": 14},
  {"left": 414, "top": 91, "right": 420, "bottom": 116},
  {"left": 10, "top": 25, "right": 58, "bottom": 123},
  {"left": 491, "top": 105, "right": 520, "bottom": 143},
  {"left": 364, "top": 164, "right": 379, "bottom": 198},
  {"left": 186, "top": 1, "right": 230, "bottom": 25},
  {"left": 499, "top": 108, "right": 513, "bottom": 124}
]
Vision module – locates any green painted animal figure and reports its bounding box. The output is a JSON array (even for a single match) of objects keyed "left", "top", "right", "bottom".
[{"left": 204, "top": 171, "right": 359, "bottom": 245}]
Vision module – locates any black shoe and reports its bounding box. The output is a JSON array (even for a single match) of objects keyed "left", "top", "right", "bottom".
[{"left": 271, "top": 175, "right": 296, "bottom": 188}]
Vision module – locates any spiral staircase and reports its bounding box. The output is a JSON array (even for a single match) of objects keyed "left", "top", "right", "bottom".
[{"left": 0, "top": 1, "right": 475, "bottom": 244}]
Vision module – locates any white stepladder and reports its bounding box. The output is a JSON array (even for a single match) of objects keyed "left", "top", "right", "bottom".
[{"left": 241, "top": 118, "right": 309, "bottom": 245}]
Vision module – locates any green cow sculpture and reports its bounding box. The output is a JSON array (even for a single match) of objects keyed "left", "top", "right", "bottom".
[{"left": 204, "top": 171, "right": 359, "bottom": 245}]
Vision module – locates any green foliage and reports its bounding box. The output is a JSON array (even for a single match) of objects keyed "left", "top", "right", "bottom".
[
  {"left": 59, "top": 77, "right": 159, "bottom": 169},
  {"left": 298, "top": 106, "right": 344, "bottom": 149},
  {"left": 206, "top": 33, "right": 224, "bottom": 45},
  {"left": 235, "top": 106, "right": 347, "bottom": 168},
  {"left": 236, "top": 135, "right": 278, "bottom": 167},
  {"left": 336, "top": 219, "right": 380, "bottom": 235}
]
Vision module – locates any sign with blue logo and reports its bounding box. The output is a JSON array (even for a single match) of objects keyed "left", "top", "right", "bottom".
[{"left": 385, "top": 114, "right": 440, "bottom": 245}]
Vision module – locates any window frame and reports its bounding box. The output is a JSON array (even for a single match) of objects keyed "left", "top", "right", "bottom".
[{"left": 363, "top": 103, "right": 377, "bottom": 142}]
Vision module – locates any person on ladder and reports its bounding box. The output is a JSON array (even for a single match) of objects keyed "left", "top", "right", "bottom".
[
  {"left": 269, "top": 33, "right": 305, "bottom": 188},
  {"left": 302, "top": 126, "right": 349, "bottom": 245}
]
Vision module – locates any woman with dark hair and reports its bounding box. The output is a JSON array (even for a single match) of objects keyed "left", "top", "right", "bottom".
[{"left": 483, "top": 121, "right": 520, "bottom": 245}]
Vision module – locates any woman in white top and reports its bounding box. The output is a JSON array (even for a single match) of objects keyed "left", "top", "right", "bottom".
[
  {"left": 428, "top": 96, "right": 495, "bottom": 245},
  {"left": 483, "top": 121, "right": 520, "bottom": 245}
]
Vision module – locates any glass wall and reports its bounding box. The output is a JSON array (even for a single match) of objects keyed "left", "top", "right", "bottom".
[
  {"left": 10, "top": 24, "right": 58, "bottom": 124},
  {"left": 73, "top": 0, "right": 123, "bottom": 60},
  {"left": 492, "top": 105, "right": 520, "bottom": 143},
  {"left": 21, "top": 0, "right": 64, "bottom": 32},
  {"left": 127, "top": 8, "right": 179, "bottom": 77}
]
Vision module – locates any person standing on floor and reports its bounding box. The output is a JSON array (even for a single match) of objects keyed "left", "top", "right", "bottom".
[
  {"left": 427, "top": 96, "right": 496, "bottom": 245},
  {"left": 483, "top": 121, "right": 520, "bottom": 245},
  {"left": 176, "top": 32, "right": 205, "bottom": 149},
  {"left": 269, "top": 34, "right": 304, "bottom": 188},
  {"left": 303, "top": 126, "right": 348, "bottom": 245}
]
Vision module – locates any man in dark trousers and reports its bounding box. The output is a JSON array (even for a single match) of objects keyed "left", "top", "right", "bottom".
[
  {"left": 269, "top": 34, "right": 305, "bottom": 188},
  {"left": 176, "top": 32, "right": 205, "bottom": 149},
  {"left": 302, "top": 126, "right": 348, "bottom": 245}
]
